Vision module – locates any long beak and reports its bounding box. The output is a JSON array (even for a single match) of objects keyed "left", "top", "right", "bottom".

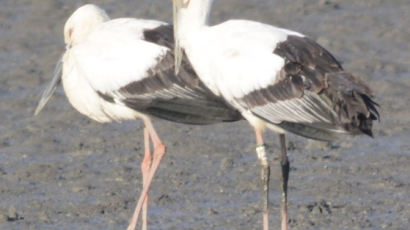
[
  {"left": 34, "top": 56, "right": 63, "bottom": 116},
  {"left": 173, "top": 0, "right": 183, "bottom": 75}
]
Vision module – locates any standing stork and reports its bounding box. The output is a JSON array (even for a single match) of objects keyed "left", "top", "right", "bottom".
[
  {"left": 172, "top": 0, "right": 379, "bottom": 230},
  {"left": 34, "top": 4, "right": 241, "bottom": 230}
]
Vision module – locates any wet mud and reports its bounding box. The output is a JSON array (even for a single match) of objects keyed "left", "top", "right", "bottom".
[{"left": 0, "top": 0, "right": 409, "bottom": 229}]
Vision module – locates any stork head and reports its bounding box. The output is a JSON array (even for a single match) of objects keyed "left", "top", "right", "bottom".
[
  {"left": 34, "top": 4, "right": 109, "bottom": 116},
  {"left": 64, "top": 4, "right": 109, "bottom": 48}
]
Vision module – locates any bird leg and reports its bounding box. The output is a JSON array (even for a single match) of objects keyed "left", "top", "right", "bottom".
[
  {"left": 127, "top": 119, "right": 166, "bottom": 230},
  {"left": 141, "top": 128, "right": 152, "bottom": 230},
  {"left": 279, "top": 134, "right": 289, "bottom": 230},
  {"left": 255, "top": 129, "right": 270, "bottom": 230}
]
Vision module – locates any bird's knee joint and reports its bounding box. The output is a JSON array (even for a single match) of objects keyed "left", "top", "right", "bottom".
[
  {"left": 156, "top": 142, "right": 165, "bottom": 150},
  {"left": 154, "top": 143, "right": 166, "bottom": 156},
  {"left": 141, "top": 158, "right": 151, "bottom": 173}
]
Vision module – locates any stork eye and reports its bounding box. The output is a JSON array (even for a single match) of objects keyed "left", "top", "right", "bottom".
[{"left": 68, "top": 28, "right": 74, "bottom": 39}]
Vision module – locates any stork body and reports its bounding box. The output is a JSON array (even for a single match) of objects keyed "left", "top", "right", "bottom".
[
  {"left": 172, "top": 0, "right": 379, "bottom": 229},
  {"left": 60, "top": 5, "right": 238, "bottom": 125},
  {"left": 35, "top": 4, "right": 240, "bottom": 230}
]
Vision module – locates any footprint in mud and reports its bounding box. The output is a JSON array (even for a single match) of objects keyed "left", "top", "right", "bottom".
[
  {"left": 295, "top": 200, "right": 334, "bottom": 227},
  {"left": 306, "top": 200, "right": 332, "bottom": 216}
]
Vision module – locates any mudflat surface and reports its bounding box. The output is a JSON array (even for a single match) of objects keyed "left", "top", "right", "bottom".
[{"left": 1, "top": 0, "right": 409, "bottom": 229}]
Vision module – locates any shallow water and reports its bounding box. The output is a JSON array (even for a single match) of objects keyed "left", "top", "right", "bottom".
[{"left": 1, "top": 0, "right": 409, "bottom": 229}]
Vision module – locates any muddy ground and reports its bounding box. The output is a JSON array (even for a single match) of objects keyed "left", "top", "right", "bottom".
[{"left": 1, "top": 0, "right": 409, "bottom": 229}]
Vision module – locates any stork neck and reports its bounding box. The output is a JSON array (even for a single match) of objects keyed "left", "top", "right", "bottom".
[{"left": 176, "top": 0, "right": 213, "bottom": 36}]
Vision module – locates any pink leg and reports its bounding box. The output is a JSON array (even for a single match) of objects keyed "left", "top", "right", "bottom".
[
  {"left": 141, "top": 128, "right": 151, "bottom": 230},
  {"left": 128, "top": 128, "right": 152, "bottom": 230},
  {"left": 254, "top": 128, "right": 270, "bottom": 230},
  {"left": 127, "top": 119, "right": 166, "bottom": 230}
]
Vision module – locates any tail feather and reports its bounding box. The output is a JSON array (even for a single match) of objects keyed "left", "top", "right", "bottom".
[
  {"left": 277, "top": 72, "right": 379, "bottom": 140},
  {"left": 272, "top": 35, "right": 379, "bottom": 140},
  {"left": 277, "top": 121, "right": 349, "bottom": 141},
  {"left": 322, "top": 72, "right": 379, "bottom": 137}
]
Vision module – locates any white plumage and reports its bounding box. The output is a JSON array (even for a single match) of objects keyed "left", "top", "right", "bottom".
[
  {"left": 175, "top": 18, "right": 325, "bottom": 130},
  {"left": 173, "top": 1, "right": 378, "bottom": 230},
  {"left": 38, "top": 4, "right": 240, "bottom": 125},
  {"left": 62, "top": 6, "right": 167, "bottom": 122},
  {"left": 174, "top": 0, "right": 377, "bottom": 136},
  {"left": 70, "top": 20, "right": 168, "bottom": 93},
  {"left": 35, "top": 4, "right": 241, "bottom": 230}
]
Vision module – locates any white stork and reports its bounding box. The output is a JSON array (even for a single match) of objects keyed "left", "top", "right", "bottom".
[
  {"left": 34, "top": 4, "right": 241, "bottom": 230},
  {"left": 172, "top": 0, "right": 379, "bottom": 230}
]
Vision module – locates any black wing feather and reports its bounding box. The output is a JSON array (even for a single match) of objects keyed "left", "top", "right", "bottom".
[
  {"left": 100, "top": 25, "right": 241, "bottom": 125},
  {"left": 237, "top": 35, "right": 378, "bottom": 140}
]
